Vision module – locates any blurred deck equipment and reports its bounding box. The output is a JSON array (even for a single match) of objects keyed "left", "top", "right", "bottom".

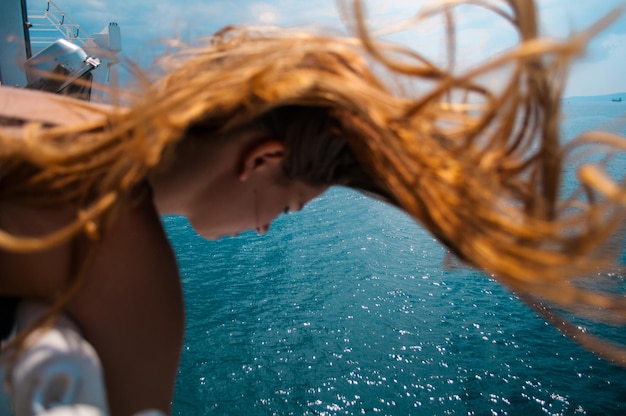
[{"left": 0, "top": 0, "right": 122, "bottom": 102}]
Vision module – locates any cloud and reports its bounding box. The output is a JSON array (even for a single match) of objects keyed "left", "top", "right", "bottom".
[
  {"left": 538, "top": 0, "right": 626, "bottom": 38},
  {"left": 249, "top": 3, "right": 280, "bottom": 24},
  {"left": 246, "top": 0, "right": 340, "bottom": 27},
  {"left": 603, "top": 33, "right": 626, "bottom": 54}
]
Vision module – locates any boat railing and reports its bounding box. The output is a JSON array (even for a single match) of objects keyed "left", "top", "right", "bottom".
[{"left": 27, "top": 0, "right": 91, "bottom": 49}]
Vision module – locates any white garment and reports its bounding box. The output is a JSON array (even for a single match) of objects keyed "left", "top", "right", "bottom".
[
  {"left": 0, "top": 301, "right": 167, "bottom": 416},
  {"left": 0, "top": 301, "right": 108, "bottom": 416}
]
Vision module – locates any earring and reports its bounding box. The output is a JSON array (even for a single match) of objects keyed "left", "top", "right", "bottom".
[{"left": 253, "top": 188, "right": 260, "bottom": 231}]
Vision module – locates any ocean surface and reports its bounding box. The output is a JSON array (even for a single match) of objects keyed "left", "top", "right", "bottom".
[{"left": 166, "top": 99, "right": 626, "bottom": 415}]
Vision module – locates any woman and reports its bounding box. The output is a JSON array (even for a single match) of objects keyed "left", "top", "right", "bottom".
[{"left": 1, "top": 0, "right": 625, "bottom": 414}]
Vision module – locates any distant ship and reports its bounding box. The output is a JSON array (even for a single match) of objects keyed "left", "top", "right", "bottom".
[{"left": 612, "top": 97, "right": 623, "bottom": 102}]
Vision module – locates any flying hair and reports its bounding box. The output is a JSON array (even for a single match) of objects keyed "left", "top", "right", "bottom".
[{"left": 1, "top": 0, "right": 626, "bottom": 364}]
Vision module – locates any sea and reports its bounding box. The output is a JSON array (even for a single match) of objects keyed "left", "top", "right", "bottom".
[{"left": 165, "top": 99, "right": 626, "bottom": 416}]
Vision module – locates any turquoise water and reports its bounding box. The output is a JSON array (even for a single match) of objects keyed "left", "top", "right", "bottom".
[{"left": 167, "top": 100, "right": 626, "bottom": 415}]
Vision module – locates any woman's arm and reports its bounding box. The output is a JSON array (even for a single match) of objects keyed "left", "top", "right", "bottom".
[{"left": 1, "top": 86, "right": 180, "bottom": 414}]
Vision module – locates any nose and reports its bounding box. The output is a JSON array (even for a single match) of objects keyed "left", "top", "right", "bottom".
[{"left": 256, "top": 223, "right": 270, "bottom": 234}]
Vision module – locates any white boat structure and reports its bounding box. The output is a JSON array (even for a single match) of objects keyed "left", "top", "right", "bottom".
[{"left": 0, "top": 0, "right": 122, "bottom": 102}]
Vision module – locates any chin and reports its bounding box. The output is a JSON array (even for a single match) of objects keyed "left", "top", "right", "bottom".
[
  {"left": 203, "top": 231, "right": 236, "bottom": 240},
  {"left": 196, "top": 230, "right": 219, "bottom": 240},
  {"left": 196, "top": 226, "right": 242, "bottom": 240}
]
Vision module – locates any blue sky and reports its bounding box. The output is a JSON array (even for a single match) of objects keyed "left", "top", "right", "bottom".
[{"left": 28, "top": 0, "right": 626, "bottom": 97}]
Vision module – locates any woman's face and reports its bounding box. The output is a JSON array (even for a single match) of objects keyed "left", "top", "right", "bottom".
[
  {"left": 154, "top": 130, "right": 328, "bottom": 240},
  {"left": 189, "top": 178, "right": 327, "bottom": 240}
]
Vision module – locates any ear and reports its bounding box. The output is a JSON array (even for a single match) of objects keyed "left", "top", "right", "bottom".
[{"left": 239, "top": 141, "right": 286, "bottom": 181}]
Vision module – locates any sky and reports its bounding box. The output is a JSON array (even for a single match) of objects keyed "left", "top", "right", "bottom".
[{"left": 26, "top": 0, "right": 626, "bottom": 97}]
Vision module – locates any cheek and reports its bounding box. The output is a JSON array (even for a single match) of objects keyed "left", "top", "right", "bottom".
[
  {"left": 190, "top": 189, "right": 258, "bottom": 238},
  {"left": 256, "top": 188, "right": 288, "bottom": 225}
]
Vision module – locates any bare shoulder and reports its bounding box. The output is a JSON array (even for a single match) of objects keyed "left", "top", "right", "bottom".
[
  {"left": 69, "top": 192, "right": 182, "bottom": 320},
  {"left": 0, "top": 191, "right": 180, "bottom": 304},
  {"left": 67, "top": 193, "right": 186, "bottom": 415},
  {"left": 0, "top": 190, "right": 185, "bottom": 412}
]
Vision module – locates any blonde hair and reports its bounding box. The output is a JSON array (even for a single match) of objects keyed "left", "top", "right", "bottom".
[{"left": 1, "top": 0, "right": 625, "bottom": 363}]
